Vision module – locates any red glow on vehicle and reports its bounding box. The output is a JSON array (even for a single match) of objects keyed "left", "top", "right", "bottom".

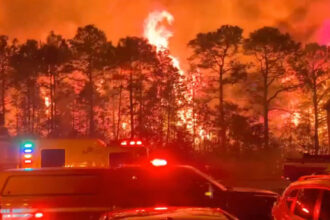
[
  {"left": 130, "top": 141, "right": 135, "bottom": 145},
  {"left": 24, "top": 159, "right": 32, "bottom": 164},
  {"left": 35, "top": 212, "right": 44, "bottom": 218},
  {"left": 154, "top": 207, "right": 168, "bottom": 211},
  {"left": 151, "top": 159, "right": 167, "bottom": 167},
  {"left": 302, "top": 207, "right": 310, "bottom": 214},
  {"left": 121, "top": 141, "right": 127, "bottom": 146}
]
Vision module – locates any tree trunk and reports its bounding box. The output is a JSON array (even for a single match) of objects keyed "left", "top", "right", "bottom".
[
  {"left": 264, "top": 102, "right": 269, "bottom": 149},
  {"left": 166, "top": 104, "right": 171, "bottom": 145},
  {"left": 1, "top": 72, "right": 5, "bottom": 125},
  {"left": 49, "top": 65, "right": 53, "bottom": 134},
  {"left": 219, "top": 63, "right": 226, "bottom": 149},
  {"left": 31, "top": 79, "right": 35, "bottom": 134},
  {"left": 312, "top": 85, "right": 319, "bottom": 154},
  {"left": 116, "top": 84, "right": 123, "bottom": 140},
  {"left": 263, "top": 58, "right": 269, "bottom": 149},
  {"left": 53, "top": 67, "right": 57, "bottom": 133},
  {"left": 88, "top": 62, "right": 94, "bottom": 136},
  {"left": 129, "top": 70, "right": 134, "bottom": 138}
]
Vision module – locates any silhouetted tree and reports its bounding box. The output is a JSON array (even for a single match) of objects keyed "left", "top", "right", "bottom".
[
  {"left": 0, "top": 36, "right": 14, "bottom": 125},
  {"left": 11, "top": 40, "right": 41, "bottom": 134},
  {"left": 290, "top": 43, "right": 329, "bottom": 153},
  {"left": 116, "top": 37, "right": 158, "bottom": 138},
  {"left": 244, "top": 27, "right": 299, "bottom": 149},
  {"left": 188, "top": 25, "right": 246, "bottom": 149},
  {"left": 40, "top": 31, "right": 71, "bottom": 135},
  {"left": 70, "top": 25, "right": 110, "bottom": 136}
]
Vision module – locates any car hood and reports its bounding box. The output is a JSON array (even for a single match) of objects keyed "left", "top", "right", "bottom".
[{"left": 105, "top": 207, "right": 238, "bottom": 220}]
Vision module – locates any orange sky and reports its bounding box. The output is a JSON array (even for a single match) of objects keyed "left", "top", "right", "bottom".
[{"left": 0, "top": 0, "right": 329, "bottom": 69}]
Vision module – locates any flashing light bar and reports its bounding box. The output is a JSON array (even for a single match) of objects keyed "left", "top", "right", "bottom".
[
  {"left": 24, "top": 160, "right": 32, "bottom": 164},
  {"left": 24, "top": 154, "right": 32, "bottom": 159},
  {"left": 24, "top": 149, "right": 33, "bottom": 153},
  {"left": 151, "top": 159, "right": 167, "bottom": 167},
  {"left": 23, "top": 143, "right": 33, "bottom": 148},
  {"left": 121, "top": 140, "right": 143, "bottom": 146}
]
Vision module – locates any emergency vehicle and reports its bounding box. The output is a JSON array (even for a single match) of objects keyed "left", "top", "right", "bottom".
[
  {"left": 283, "top": 153, "right": 330, "bottom": 181},
  {"left": 4, "top": 138, "right": 149, "bottom": 169}
]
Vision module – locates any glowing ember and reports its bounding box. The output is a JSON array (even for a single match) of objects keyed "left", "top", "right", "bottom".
[
  {"left": 291, "top": 112, "right": 300, "bottom": 126},
  {"left": 44, "top": 97, "right": 51, "bottom": 108}
]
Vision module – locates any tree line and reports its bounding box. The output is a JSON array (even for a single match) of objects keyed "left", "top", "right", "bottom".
[{"left": 0, "top": 24, "right": 328, "bottom": 155}]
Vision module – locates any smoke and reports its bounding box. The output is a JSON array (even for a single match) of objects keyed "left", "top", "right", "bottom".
[{"left": 0, "top": 0, "right": 328, "bottom": 56}]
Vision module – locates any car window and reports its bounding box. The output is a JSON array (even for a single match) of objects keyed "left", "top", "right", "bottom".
[
  {"left": 319, "top": 190, "right": 330, "bottom": 220},
  {"left": 286, "top": 189, "right": 298, "bottom": 210},
  {"left": 293, "top": 188, "right": 320, "bottom": 220},
  {"left": 2, "top": 175, "right": 99, "bottom": 196}
]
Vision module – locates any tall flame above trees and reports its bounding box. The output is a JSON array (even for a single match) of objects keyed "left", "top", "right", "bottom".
[{"left": 143, "top": 10, "right": 190, "bottom": 132}]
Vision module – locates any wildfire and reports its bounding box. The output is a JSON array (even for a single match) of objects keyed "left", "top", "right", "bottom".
[
  {"left": 143, "top": 10, "right": 210, "bottom": 142},
  {"left": 143, "top": 10, "right": 174, "bottom": 52}
]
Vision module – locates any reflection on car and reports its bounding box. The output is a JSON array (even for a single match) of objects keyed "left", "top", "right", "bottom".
[{"left": 272, "top": 174, "right": 330, "bottom": 220}]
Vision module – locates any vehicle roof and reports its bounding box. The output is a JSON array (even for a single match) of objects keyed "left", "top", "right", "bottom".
[
  {"left": 288, "top": 176, "right": 330, "bottom": 190},
  {"left": 0, "top": 165, "right": 227, "bottom": 191},
  {"left": 26, "top": 138, "right": 107, "bottom": 147}
]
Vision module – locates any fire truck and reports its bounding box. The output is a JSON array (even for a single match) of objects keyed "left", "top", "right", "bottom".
[{"left": 1, "top": 138, "right": 149, "bottom": 169}]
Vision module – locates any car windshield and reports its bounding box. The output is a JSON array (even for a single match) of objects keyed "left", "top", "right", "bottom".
[{"left": 108, "top": 167, "right": 221, "bottom": 208}]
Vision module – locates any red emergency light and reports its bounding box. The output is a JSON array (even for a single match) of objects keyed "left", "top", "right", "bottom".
[
  {"left": 24, "top": 159, "right": 32, "bottom": 164},
  {"left": 35, "top": 212, "right": 44, "bottom": 218},
  {"left": 120, "top": 140, "right": 143, "bottom": 146},
  {"left": 151, "top": 159, "right": 167, "bottom": 167}
]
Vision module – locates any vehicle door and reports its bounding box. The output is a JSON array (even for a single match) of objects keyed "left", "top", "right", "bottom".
[
  {"left": 290, "top": 188, "right": 322, "bottom": 220},
  {"left": 317, "top": 189, "right": 330, "bottom": 220},
  {"left": 273, "top": 188, "right": 299, "bottom": 220}
]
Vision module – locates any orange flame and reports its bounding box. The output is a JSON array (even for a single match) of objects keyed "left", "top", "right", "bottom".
[
  {"left": 143, "top": 10, "right": 174, "bottom": 52},
  {"left": 143, "top": 10, "right": 210, "bottom": 142}
]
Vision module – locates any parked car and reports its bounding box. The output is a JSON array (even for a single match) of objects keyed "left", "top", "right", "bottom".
[
  {"left": 272, "top": 174, "right": 330, "bottom": 220},
  {"left": 0, "top": 159, "right": 277, "bottom": 220}
]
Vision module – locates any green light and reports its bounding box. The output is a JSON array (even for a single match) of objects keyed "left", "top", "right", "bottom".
[{"left": 22, "top": 141, "right": 34, "bottom": 148}]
